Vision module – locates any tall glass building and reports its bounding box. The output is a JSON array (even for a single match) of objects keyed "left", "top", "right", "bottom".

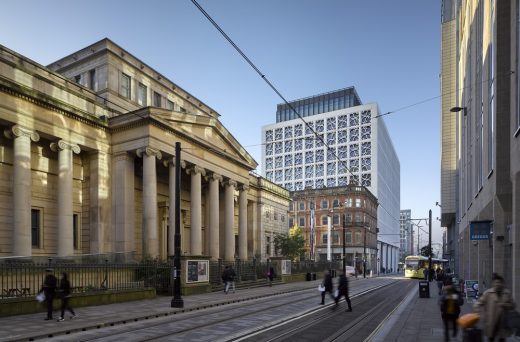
[{"left": 262, "top": 87, "right": 401, "bottom": 272}]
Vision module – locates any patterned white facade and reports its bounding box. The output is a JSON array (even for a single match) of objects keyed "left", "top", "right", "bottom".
[{"left": 261, "top": 99, "right": 401, "bottom": 266}]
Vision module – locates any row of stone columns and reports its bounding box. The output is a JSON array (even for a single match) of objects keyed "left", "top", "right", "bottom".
[
  {"left": 5, "top": 125, "right": 81, "bottom": 257},
  {"left": 5, "top": 125, "right": 250, "bottom": 260},
  {"left": 138, "top": 147, "right": 249, "bottom": 261}
]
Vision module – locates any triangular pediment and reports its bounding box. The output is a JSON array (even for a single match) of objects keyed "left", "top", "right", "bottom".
[{"left": 150, "top": 109, "right": 257, "bottom": 170}]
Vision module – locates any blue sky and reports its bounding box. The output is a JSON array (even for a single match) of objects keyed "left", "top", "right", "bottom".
[{"left": 1, "top": 0, "right": 443, "bottom": 247}]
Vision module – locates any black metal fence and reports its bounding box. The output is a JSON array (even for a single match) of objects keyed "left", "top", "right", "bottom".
[{"left": 0, "top": 258, "right": 340, "bottom": 301}]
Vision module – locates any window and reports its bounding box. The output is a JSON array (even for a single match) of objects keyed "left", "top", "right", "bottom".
[
  {"left": 345, "top": 231, "right": 352, "bottom": 243},
  {"left": 288, "top": 218, "right": 294, "bottom": 228},
  {"left": 355, "top": 198, "right": 362, "bottom": 207},
  {"left": 333, "top": 199, "right": 340, "bottom": 208},
  {"left": 333, "top": 214, "right": 340, "bottom": 225},
  {"left": 153, "top": 92, "right": 162, "bottom": 107},
  {"left": 332, "top": 232, "right": 339, "bottom": 244},
  {"left": 88, "top": 69, "right": 96, "bottom": 91},
  {"left": 321, "top": 199, "right": 328, "bottom": 209},
  {"left": 120, "top": 73, "right": 131, "bottom": 99},
  {"left": 266, "top": 236, "right": 271, "bottom": 255},
  {"left": 299, "top": 201, "right": 305, "bottom": 211},
  {"left": 73, "top": 213, "right": 80, "bottom": 250},
  {"left": 281, "top": 215, "right": 285, "bottom": 223},
  {"left": 138, "top": 83, "right": 147, "bottom": 106},
  {"left": 345, "top": 198, "right": 352, "bottom": 207},
  {"left": 74, "top": 74, "right": 81, "bottom": 84},
  {"left": 31, "top": 208, "right": 41, "bottom": 248},
  {"left": 322, "top": 234, "right": 328, "bottom": 244},
  {"left": 289, "top": 202, "right": 294, "bottom": 211},
  {"left": 355, "top": 232, "right": 362, "bottom": 243},
  {"left": 299, "top": 217, "right": 305, "bottom": 227},
  {"left": 274, "top": 213, "right": 278, "bottom": 221},
  {"left": 322, "top": 215, "right": 328, "bottom": 225},
  {"left": 167, "top": 100, "right": 175, "bottom": 110}
]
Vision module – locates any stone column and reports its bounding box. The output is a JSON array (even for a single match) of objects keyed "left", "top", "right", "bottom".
[
  {"left": 238, "top": 184, "right": 249, "bottom": 260},
  {"left": 137, "top": 147, "right": 162, "bottom": 259},
  {"left": 4, "top": 125, "right": 40, "bottom": 256},
  {"left": 224, "top": 179, "right": 237, "bottom": 261},
  {"left": 207, "top": 173, "right": 222, "bottom": 260},
  {"left": 50, "top": 140, "right": 80, "bottom": 257},
  {"left": 89, "top": 151, "right": 110, "bottom": 254},
  {"left": 187, "top": 165, "right": 205, "bottom": 255},
  {"left": 113, "top": 152, "right": 135, "bottom": 255},
  {"left": 164, "top": 158, "right": 185, "bottom": 257}
]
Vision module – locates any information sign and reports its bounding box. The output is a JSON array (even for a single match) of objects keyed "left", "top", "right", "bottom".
[
  {"left": 186, "top": 260, "right": 209, "bottom": 283},
  {"left": 464, "top": 280, "right": 479, "bottom": 298}
]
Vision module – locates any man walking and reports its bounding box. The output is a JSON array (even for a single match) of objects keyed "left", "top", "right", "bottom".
[
  {"left": 335, "top": 272, "right": 353, "bottom": 312},
  {"left": 40, "top": 268, "right": 57, "bottom": 320}
]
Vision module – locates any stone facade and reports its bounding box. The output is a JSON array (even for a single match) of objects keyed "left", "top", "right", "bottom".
[
  {"left": 0, "top": 39, "right": 289, "bottom": 261},
  {"left": 288, "top": 184, "right": 378, "bottom": 274}
]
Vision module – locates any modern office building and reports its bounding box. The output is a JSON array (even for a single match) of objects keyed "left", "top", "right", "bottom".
[
  {"left": 262, "top": 87, "right": 401, "bottom": 273},
  {"left": 440, "top": 0, "right": 520, "bottom": 298},
  {"left": 0, "top": 38, "right": 290, "bottom": 261},
  {"left": 399, "top": 209, "right": 413, "bottom": 260}
]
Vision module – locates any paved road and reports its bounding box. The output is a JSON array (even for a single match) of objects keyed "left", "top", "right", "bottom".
[{"left": 37, "top": 277, "right": 400, "bottom": 342}]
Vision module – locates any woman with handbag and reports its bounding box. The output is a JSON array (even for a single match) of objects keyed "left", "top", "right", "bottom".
[
  {"left": 57, "top": 272, "right": 76, "bottom": 321},
  {"left": 474, "top": 273, "right": 515, "bottom": 342}
]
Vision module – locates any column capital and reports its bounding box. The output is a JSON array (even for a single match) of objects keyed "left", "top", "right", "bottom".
[
  {"left": 163, "top": 158, "right": 186, "bottom": 168},
  {"left": 50, "top": 140, "right": 80, "bottom": 154},
  {"left": 223, "top": 179, "right": 237, "bottom": 188},
  {"left": 136, "top": 147, "right": 162, "bottom": 160},
  {"left": 206, "top": 172, "right": 223, "bottom": 183},
  {"left": 4, "top": 125, "right": 40, "bottom": 142},
  {"left": 186, "top": 165, "right": 206, "bottom": 177},
  {"left": 239, "top": 184, "right": 250, "bottom": 192}
]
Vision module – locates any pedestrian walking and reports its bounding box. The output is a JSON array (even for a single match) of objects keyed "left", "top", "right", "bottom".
[
  {"left": 222, "top": 266, "right": 231, "bottom": 294},
  {"left": 439, "top": 280, "right": 463, "bottom": 341},
  {"left": 227, "top": 266, "right": 236, "bottom": 293},
  {"left": 335, "top": 272, "right": 352, "bottom": 312},
  {"left": 474, "top": 273, "right": 516, "bottom": 342},
  {"left": 436, "top": 268, "right": 445, "bottom": 295},
  {"left": 319, "top": 271, "right": 336, "bottom": 305},
  {"left": 57, "top": 272, "right": 76, "bottom": 321},
  {"left": 267, "top": 266, "right": 275, "bottom": 287},
  {"left": 40, "top": 268, "right": 57, "bottom": 320}
]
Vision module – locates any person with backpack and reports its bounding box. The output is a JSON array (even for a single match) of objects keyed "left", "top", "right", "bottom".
[{"left": 439, "top": 280, "right": 464, "bottom": 341}]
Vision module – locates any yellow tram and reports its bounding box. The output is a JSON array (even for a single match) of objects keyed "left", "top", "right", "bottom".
[{"left": 404, "top": 256, "right": 449, "bottom": 279}]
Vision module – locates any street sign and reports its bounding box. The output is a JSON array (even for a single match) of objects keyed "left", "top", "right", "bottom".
[{"left": 469, "top": 221, "right": 492, "bottom": 240}]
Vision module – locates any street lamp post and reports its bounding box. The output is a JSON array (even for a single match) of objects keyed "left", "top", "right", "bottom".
[
  {"left": 363, "top": 227, "right": 367, "bottom": 278},
  {"left": 171, "top": 142, "right": 184, "bottom": 308}
]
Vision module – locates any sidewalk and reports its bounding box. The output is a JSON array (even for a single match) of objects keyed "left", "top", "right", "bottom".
[
  {"left": 0, "top": 278, "right": 334, "bottom": 342},
  {"left": 370, "top": 279, "right": 520, "bottom": 342}
]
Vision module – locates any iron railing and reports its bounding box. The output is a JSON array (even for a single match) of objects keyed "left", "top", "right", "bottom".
[{"left": 0, "top": 258, "right": 341, "bottom": 300}]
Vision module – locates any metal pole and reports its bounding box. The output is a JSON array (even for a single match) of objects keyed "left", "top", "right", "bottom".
[
  {"left": 171, "top": 142, "right": 184, "bottom": 308},
  {"left": 428, "top": 210, "right": 432, "bottom": 281},
  {"left": 363, "top": 228, "right": 366, "bottom": 278},
  {"left": 327, "top": 216, "right": 331, "bottom": 261},
  {"left": 342, "top": 214, "right": 346, "bottom": 272}
]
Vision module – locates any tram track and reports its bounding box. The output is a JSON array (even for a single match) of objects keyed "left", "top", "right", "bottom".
[
  {"left": 53, "top": 278, "right": 401, "bottom": 342},
  {"left": 234, "top": 279, "right": 414, "bottom": 342}
]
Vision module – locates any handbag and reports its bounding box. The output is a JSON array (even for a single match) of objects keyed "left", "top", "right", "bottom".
[
  {"left": 457, "top": 313, "right": 480, "bottom": 328},
  {"left": 35, "top": 292, "right": 45, "bottom": 303},
  {"left": 318, "top": 284, "right": 325, "bottom": 292}
]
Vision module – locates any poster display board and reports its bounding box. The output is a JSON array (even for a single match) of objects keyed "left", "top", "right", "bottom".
[
  {"left": 281, "top": 260, "right": 291, "bottom": 275},
  {"left": 464, "top": 280, "right": 479, "bottom": 298},
  {"left": 186, "top": 260, "right": 209, "bottom": 283}
]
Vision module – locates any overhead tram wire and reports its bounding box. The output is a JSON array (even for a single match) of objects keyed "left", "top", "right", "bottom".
[{"left": 190, "top": 0, "right": 404, "bottom": 224}]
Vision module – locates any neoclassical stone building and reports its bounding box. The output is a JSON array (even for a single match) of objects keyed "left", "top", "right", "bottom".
[{"left": 0, "top": 38, "right": 289, "bottom": 261}]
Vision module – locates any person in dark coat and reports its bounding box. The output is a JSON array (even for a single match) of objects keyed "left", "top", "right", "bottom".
[
  {"left": 222, "top": 266, "right": 231, "bottom": 294},
  {"left": 320, "top": 271, "right": 336, "bottom": 305},
  {"left": 335, "top": 272, "right": 352, "bottom": 312},
  {"left": 267, "top": 266, "right": 275, "bottom": 287},
  {"left": 436, "top": 268, "right": 445, "bottom": 295},
  {"left": 57, "top": 272, "right": 76, "bottom": 321},
  {"left": 40, "top": 268, "right": 57, "bottom": 320},
  {"left": 439, "top": 281, "right": 463, "bottom": 341}
]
